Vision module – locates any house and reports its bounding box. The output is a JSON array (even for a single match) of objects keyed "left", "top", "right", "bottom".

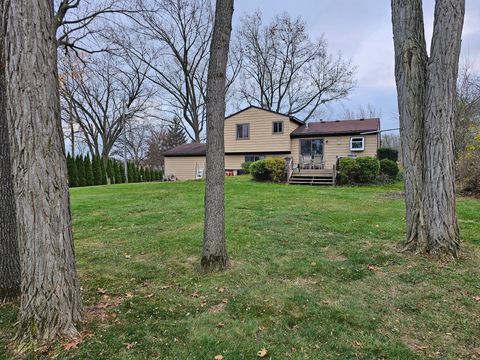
[{"left": 164, "top": 106, "right": 380, "bottom": 184}]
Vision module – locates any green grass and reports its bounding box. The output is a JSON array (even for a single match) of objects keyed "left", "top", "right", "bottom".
[{"left": 1, "top": 176, "right": 479, "bottom": 359}]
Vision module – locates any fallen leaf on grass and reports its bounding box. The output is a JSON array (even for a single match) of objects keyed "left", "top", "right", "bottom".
[
  {"left": 96, "top": 288, "right": 107, "bottom": 295},
  {"left": 352, "top": 341, "right": 363, "bottom": 348},
  {"left": 62, "top": 331, "right": 94, "bottom": 351},
  {"left": 124, "top": 254, "right": 131, "bottom": 259},
  {"left": 367, "top": 265, "right": 380, "bottom": 272},
  {"left": 209, "top": 302, "right": 226, "bottom": 314},
  {"left": 144, "top": 293, "right": 154, "bottom": 298},
  {"left": 473, "top": 295, "right": 480, "bottom": 302},
  {"left": 216, "top": 322, "right": 225, "bottom": 328},
  {"left": 217, "top": 287, "right": 226, "bottom": 293},
  {"left": 214, "top": 355, "right": 224, "bottom": 360},
  {"left": 257, "top": 348, "right": 268, "bottom": 357},
  {"left": 126, "top": 292, "right": 134, "bottom": 298},
  {"left": 192, "top": 290, "right": 200, "bottom": 298},
  {"left": 124, "top": 342, "right": 137, "bottom": 350},
  {"left": 414, "top": 344, "right": 428, "bottom": 351}
]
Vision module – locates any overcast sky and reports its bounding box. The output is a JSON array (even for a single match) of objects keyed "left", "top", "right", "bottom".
[{"left": 233, "top": 1, "right": 480, "bottom": 130}]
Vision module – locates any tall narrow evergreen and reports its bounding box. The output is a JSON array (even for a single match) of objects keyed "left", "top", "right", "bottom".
[
  {"left": 84, "top": 155, "right": 94, "bottom": 186},
  {"left": 100, "top": 159, "right": 107, "bottom": 185},
  {"left": 107, "top": 160, "right": 115, "bottom": 184},
  {"left": 114, "top": 162, "right": 122, "bottom": 184},
  {"left": 120, "top": 163, "right": 126, "bottom": 183},
  {"left": 92, "top": 156, "right": 102, "bottom": 185},
  {"left": 66, "top": 154, "right": 78, "bottom": 187},
  {"left": 76, "top": 156, "right": 86, "bottom": 186}
]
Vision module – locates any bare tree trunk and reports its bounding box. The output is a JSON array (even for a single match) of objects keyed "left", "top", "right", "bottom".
[
  {"left": 392, "top": 0, "right": 428, "bottom": 251},
  {"left": 423, "top": 0, "right": 463, "bottom": 256},
  {"left": 392, "top": 0, "right": 464, "bottom": 258},
  {"left": 201, "top": 0, "right": 234, "bottom": 271},
  {"left": 0, "top": 0, "right": 21, "bottom": 302},
  {"left": 5, "top": 0, "right": 82, "bottom": 346}
]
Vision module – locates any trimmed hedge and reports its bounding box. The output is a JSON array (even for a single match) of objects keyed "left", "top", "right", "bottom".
[
  {"left": 250, "top": 157, "right": 286, "bottom": 183},
  {"left": 377, "top": 147, "right": 398, "bottom": 162},
  {"left": 338, "top": 156, "right": 380, "bottom": 184},
  {"left": 379, "top": 159, "right": 399, "bottom": 179}
]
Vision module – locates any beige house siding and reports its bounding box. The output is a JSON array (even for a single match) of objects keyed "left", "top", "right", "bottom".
[
  {"left": 224, "top": 107, "right": 300, "bottom": 153},
  {"left": 164, "top": 156, "right": 206, "bottom": 181},
  {"left": 290, "top": 134, "right": 379, "bottom": 170},
  {"left": 225, "top": 153, "right": 291, "bottom": 170}
]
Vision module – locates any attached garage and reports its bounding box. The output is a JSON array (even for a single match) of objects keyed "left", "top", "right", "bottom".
[{"left": 164, "top": 143, "right": 206, "bottom": 181}]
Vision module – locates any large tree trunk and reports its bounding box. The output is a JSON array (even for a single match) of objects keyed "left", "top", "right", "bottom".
[
  {"left": 5, "top": 0, "right": 82, "bottom": 346},
  {"left": 391, "top": 0, "right": 428, "bottom": 250},
  {"left": 392, "top": 0, "right": 464, "bottom": 258},
  {"left": 0, "top": 0, "right": 21, "bottom": 302},
  {"left": 201, "top": 0, "right": 234, "bottom": 271},
  {"left": 423, "top": 0, "right": 463, "bottom": 256}
]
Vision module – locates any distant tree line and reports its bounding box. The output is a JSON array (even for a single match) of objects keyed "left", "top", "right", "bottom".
[{"left": 66, "top": 154, "right": 163, "bottom": 187}]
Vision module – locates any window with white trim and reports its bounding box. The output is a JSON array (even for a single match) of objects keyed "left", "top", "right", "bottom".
[
  {"left": 350, "top": 137, "right": 365, "bottom": 151},
  {"left": 236, "top": 123, "right": 249, "bottom": 139},
  {"left": 272, "top": 121, "right": 284, "bottom": 134}
]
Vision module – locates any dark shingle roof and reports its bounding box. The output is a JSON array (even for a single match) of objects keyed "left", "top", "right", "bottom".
[
  {"left": 290, "top": 118, "right": 380, "bottom": 138},
  {"left": 164, "top": 143, "right": 207, "bottom": 157}
]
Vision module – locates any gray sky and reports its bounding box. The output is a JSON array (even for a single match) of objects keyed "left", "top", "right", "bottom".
[{"left": 234, "top": 0, "right": 480, "bottom": 130}]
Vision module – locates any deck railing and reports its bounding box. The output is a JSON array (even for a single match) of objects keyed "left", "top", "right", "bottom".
[{"left": 286, "top": 157, "right": 294, "bottom": 182}]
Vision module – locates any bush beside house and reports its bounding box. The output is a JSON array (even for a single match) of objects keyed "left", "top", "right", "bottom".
[
  {"left": 250, "top": 157, "right": 286, "bottom": 183},
  {"left": 338, "top": 156, "right": 380, "bottom": 184},
  {"left": 379, "top": 159, "right": 399, "bottom": 179}
]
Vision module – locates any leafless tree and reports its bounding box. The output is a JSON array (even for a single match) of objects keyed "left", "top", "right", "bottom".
[
  {"left": 392, "top": 0, "right": 464, "bottom": 257},
  {"left": 202, "top": 0, "right": 234, "bottom": 271},
  {"left": 144, "top": 125, "right": 169, "bottom": 168},
  {"left": 238, "top": 11, "right": 356, "bottom": 121},
  {"left": 59, "top": 50, "right": 152, "bottom": 165},
  {"left": 0, "top": 0, "right": 20, "bottom": 302},
  {"left": 5, "top": 0, "right": 82, "bottom": 344},
  {"left": 121, "top": 0, "right": 240, "bottom": 142},
  {"left": 342, "top": 104, "right": 381, "bottom": 119},
  {"left": 112, "top": 121, "right": 156, "bottom": 165},
  {"left": 455, "top": 62, "right": 480, "bottom": 155}
]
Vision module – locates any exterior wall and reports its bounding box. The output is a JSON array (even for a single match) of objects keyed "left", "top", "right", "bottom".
[
  {"left": 164, "top": 156, "right": 206, "bottom": 181},
  {"left": 224, "top": 107, "right": 301, "bottom": 153},
  {"left": 225, "top": 153, "right": 291, "bottom": 171},
  {"left": 290, "top": 134, "right": 379, "bottom": 170}
]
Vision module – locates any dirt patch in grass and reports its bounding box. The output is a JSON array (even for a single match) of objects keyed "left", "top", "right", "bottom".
[{"left": 84, "top": 295, "right": 123, "bottom": 323}]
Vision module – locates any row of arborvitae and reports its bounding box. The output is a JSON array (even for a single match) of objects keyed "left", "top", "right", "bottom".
[{"left": 66, "top": 154, "right": 163, "bottom": 187}]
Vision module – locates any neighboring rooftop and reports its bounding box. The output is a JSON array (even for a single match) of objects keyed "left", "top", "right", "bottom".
[
  {"left": 164, "top": 142, "right": 207, "bottom": 157},
  {"left": 290, "top": 118, "right": 380, "bottom": 138}
]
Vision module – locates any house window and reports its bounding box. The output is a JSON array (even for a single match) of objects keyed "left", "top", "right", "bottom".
[
  {"left": 245, "top": 155, "right": 265, "bottom": 162},
  {"left": 236, "top": 123, "right": 249, "bottom": 139},
  {"left": 350, "top": 137, "right": 365, "bottom": 151},
  {"left": 272, "top": 121, "right": 284, "bottom": 134}
]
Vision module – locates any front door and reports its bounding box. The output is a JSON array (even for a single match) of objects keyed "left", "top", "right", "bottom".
[{"left": 300, "top": 138, "right": 324, "bottom": 160}]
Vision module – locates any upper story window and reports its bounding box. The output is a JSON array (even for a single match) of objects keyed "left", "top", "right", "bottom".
[
  {"left": 350, "top": 137, "right": 365, "bottom": 151},
  {"left": 272, "top": 121, "right": 284, "bottom": 134},
  {"left": 236, "top": 123, "right": 249, "bottom": 140}
]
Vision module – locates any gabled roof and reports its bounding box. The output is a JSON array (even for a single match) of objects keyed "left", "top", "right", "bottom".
[
  {"left": 164, "top": 143, "right": 206, "bottom": 157},
  {"left": 225, "top": 105, "right": 305, "bottom": 125},
  {"left": 290, "top": 118, "right": 380, "bottom": 138}
]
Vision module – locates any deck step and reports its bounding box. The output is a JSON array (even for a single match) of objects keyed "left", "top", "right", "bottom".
[{"left": 289, "top": 174, "right": 335, "bottom": 186}]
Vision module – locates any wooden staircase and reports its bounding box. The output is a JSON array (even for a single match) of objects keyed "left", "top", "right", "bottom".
[{"left": 288, "top": 171, "right": 335, "bottom": 186}]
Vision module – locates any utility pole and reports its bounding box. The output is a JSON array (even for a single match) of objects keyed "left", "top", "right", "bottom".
[{"left": 122, "top": 99, "right": 128, "bottom": 183}]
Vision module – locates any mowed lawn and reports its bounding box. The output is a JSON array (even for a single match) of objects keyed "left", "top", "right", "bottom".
[{"left": 1, "top": 176, "right": 479, "bottom": 359}]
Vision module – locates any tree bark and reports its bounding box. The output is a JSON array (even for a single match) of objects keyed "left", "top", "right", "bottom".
[
  {"left": 201, "top": 0, "right": 234, "bottom": 271},
  {"left": 5, "top": 0, "right": 82, "bottom": 346},
  {"left": 0, "top": 0, "right": 21, "bottom": 302},
  {"left": 392, "top": 0, "right": 464, "bottom": 257},
  {"left": 423, "top": 0, "right": 463, "bottom": 256},
  {"left": 392, "top": 0, "right": 428, "bottom": 250}
]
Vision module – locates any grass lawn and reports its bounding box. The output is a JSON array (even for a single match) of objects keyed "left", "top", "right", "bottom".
[{"left": 1, "top": 176, "right": 479, "bottom": 359}]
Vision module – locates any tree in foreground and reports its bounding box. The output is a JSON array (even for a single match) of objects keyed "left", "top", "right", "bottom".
[
  {"left": 0, "top": 0, "right": 20, "bottom": 301},
  {"left": 4, "top": 0, "right": 82, "bottom": 345},
  {"left": 392, "top": 0, "right": 464, "bottom": 257},
  {"left": 201, "top": 0, "right": 234, "bottom": 271}
]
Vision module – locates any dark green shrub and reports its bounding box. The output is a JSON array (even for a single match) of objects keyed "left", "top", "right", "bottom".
[
  {"left": 84, "top": 155, "right": 94, "bottom": 186},
  {"left": 100, "top": 159, "right": 107, "bottom": 185},
  {"left": 250, "top": 160, "right": 270, "bottom": 181},
  {"left": 377, "top": 147, "right": 398, "bottom": 162},
  {"left": 265, "top": 157, "right": 286, "bottom": 183},
  {"left": 241, "top": 161, "right": 253, "bottom": 174},
  {"left": 338, "top": 156, "right": 380, "bottom": 184},
  {"left": 66, "top": 154, "right": 78, "bottom": 187},
  {"left": 107, "top": 160, "right": 115, "bottom": 184},
  {"left": 379, "top": 159, "right": 399, "bottom": 179},
  {"left": 338, "top": 157, "right": 359, "bottom": 184},
  {"left": 356, "top": 157, "right": 380, "bottom": 183}
]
